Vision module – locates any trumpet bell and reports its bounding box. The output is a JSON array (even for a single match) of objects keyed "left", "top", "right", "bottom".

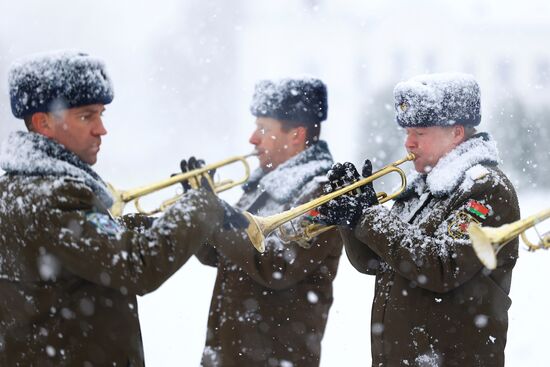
[
  {"left": 468, "top": 222, "right": 499, "bottom": 270},
  {"left": 243, "top": 212, "right": 266, "bottom": 253},
  {"left": 107, "top": 183, "right": 127, "bottom": 218},
  {"left": 468, "top": 207, "right": 550, "bottom": 270}
]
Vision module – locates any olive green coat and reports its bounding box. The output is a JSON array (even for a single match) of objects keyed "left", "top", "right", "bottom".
[
  {"left": 0, "top": 131, "right": 223, "bottom": 366},
  {"left": 197, "top": 141, "right": 343, "bottom": 367},
  {"left": 343, "top": 134, "right": 519, "bottom": 367}
]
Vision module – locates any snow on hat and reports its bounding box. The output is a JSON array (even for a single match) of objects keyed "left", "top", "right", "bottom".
[
  {"left": 250, "top": 77, "right": 328, "bottom": 125},
  {"left": 393, "top": 73, "right": 481, "bottom": 128},
  {"left": 8, "top": 50, "right": 114, "bottom": 119}
]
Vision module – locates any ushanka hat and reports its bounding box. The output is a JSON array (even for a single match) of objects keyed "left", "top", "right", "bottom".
[
  {"left": 394, "top": 73, "right": 481, "bottom": 127},
  {"left": 8, "top": 50, "right": 114, "bottom": 119},
  {"left": 250, "top": 77, "right": 328, "bottom": 125}
]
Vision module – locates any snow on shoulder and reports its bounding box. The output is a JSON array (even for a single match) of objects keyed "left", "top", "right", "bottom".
[
  {"left": 0, "top": 131, "right": 113, "bottom": 208},
  {"left": 426, "top": 133, "right": 499, "bottom": 197}
]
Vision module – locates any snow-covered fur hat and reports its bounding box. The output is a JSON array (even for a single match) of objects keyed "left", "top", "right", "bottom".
[
  {"left": 250, "top": 77, "right": 328, "bottom": 125},
  {"left": 8, "top": 50, "right": 114, "bottom": 119},
  {"left": 393, "top": 73, "right": 481, "bottom": 128}
]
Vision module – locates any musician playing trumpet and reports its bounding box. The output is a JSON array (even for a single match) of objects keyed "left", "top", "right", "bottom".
[
  {"left": 319, "top": 73, "right": 519, "bottom": 366},
  {"left": 192, "top": 78, "right": 343, "bottom": 367},
  {"left": 0, "top": 51, "right": 232, "bottom": 366}
]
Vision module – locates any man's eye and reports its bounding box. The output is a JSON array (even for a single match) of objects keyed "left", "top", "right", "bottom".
[{"left": 260, "top": 128, "right": 266, "bottom": 135}]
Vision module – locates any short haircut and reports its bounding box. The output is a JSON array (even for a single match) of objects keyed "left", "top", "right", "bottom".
[
  {"left": 23, "top": 115, "right": 33, "bottom": 131},
  {"left": 464, "top": 125, "right": 477, "bottom": 139},
  {"left": 280, "top": 120, "right": 321, "bottom": 147}
]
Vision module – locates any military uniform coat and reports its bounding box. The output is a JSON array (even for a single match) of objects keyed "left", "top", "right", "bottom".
[
  {"left": 343, "top": 134, "right": 520, "bottom": 367},
  {"left": 0, "top": 131, "right": 223, "bottom": 366},
  {"left": 196, "top": 141, "right": 343, "bottom": 367}
]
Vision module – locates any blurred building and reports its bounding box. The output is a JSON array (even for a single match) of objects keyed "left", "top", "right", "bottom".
[{"left": 240, "top": 0, "right": 550, "bottom": 109}]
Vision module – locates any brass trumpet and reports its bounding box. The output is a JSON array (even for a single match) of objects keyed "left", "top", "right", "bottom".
[
  {"left": 245, "top": 153, "right": 415, "bottom": 252},
  {"left": 468, "top": 207, "right": 550, "bottom": 270},
  {"left": 108, "top": 153, "right": 256, "bottom": 217}
]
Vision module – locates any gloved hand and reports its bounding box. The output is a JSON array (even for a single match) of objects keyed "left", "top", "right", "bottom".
[
  {"left": 358, "top": 159, "right": 379, "bottom": 207},
  {"left": 218, "top": 199, "right": 249, "bottom": 231},
  {"left": 317, "top": 159, "right": 378, "bottom": 227},
  {"left": 175, "top": 156, "right": 216, "bottom": 192}
]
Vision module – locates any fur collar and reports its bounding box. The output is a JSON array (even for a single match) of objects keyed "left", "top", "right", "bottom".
[
  {"left": 243, "top": 140, "right": 333, "bottom": 203},
  {"left": 402, "top": 133, "right": 499, "bottom": 198},
  {"left": 0, "top": 131, "right": 113, "bottom": 208}
]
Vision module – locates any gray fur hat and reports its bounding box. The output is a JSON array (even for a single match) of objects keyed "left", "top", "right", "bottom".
[
  {"left": 8, "top": 50, "right": 114, "bottom": 119},
  {"left": 393, "top": 73, "right": 481, "bottom": 127},
  {"left": 250, "top": 77, "right": 328, "bottom": 125}
]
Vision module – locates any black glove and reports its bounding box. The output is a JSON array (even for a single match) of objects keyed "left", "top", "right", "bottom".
[
  {"left": 219, "top": 200, "right": 249, "bottom": 231},
  {"left": 358, "top": 159, "right": 379, "bottom": 208},
  {"left": 176, "top": 156, "right": 215, "bottom": 192},
  {"left": 317, "top": 160, "right": 378, "bottom": 227}
]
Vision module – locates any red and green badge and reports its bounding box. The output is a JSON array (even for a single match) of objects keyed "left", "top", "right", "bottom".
[
  {"left": 448, "top": 200, "right": 490, "bottom": 239},
  {"left": 304, "top": 209, "right": 320, "bottom": 222},
  {"left": 466, "top": 200, "right": 489, "bottom": 220}
]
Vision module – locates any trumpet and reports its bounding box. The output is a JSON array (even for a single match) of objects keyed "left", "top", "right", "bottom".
[
  {"left": 108, "top": 153, "right": 256, "bottom": 217},
  {"left": 245, "top": 153, "right": 415, "bottom": 253},
  {"left": 468, "top": 207, "right": 550, "bottom": 270}
]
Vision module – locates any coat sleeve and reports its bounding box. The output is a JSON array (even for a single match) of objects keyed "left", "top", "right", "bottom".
[
  {"left": 36, "top": 182, "right": 224, "bottom": 296},
  {"left": 338, "top": 227, "right": 380, "bottom": 275},
  {"left": 210, "top": 224, "right": 342, "bottom": 290},
  {"left": 194, "top": 242, "right": 219, "bottom": 267},
  {"left": 353, "top": 172, "right": 519, "bottom": 294},
  {"left": 118, "top": 213, "right": 155, "bottom": 232}
]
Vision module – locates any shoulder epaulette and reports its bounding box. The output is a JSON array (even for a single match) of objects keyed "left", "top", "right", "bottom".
[
  {"left": 62, "top": 176, "right": 86, "bottom": 185},
  {"left": 467, "top": 165, "right": 489, "bottom": 182}
]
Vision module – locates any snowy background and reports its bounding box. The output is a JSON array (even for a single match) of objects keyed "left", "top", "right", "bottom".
[{"left": 1, "top": 0, "right": 549, "bottom": 365}]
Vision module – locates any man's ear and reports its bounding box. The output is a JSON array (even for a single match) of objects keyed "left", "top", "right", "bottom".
[
  {"left": 452, "top": 125, "right": 466, "bottom": 144},
  {"left": 291, "top": 126, "right": 307, "bottom": 145},
  {"left": 30, "top": 112, "right": 55, "bottom": 137}
]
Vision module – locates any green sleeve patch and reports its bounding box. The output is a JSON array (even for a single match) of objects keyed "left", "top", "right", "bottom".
[{"left": 86, "top": 212, "right": 124, "bottom": 237}]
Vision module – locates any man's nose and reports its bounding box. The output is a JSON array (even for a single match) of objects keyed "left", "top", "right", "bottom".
[
  {"left": 249, "top": 130, "right": 260, "bottom": 145},
  {"left": 93, "top": 118, "right": 108, "bottom": 136},
  {"left": 405, "top": 134, "right": 416, "bottom": 150}
]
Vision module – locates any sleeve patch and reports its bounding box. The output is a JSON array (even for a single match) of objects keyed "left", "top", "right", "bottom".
[
  {"left": 304, "top": 209, "right": 320, "bottom": 222},
  {"left": 448, "top": 211, "right": 480, "bottom": 239},
  {"left": 466, "top": 199, "right": 490, "bottom": 220},
  {"left": 86, "top": 212, "right": 124, "bottom": 237}
]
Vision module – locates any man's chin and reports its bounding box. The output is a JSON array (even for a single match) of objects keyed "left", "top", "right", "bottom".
[
  {"left": 83, "top": 155, "right": 98, "bottom": 165},
  {"left": 414, "top": 163, "right": 434, "bottom": 174},
  {"left": 414, "top": 162, "right": 425, "bottom": 173},
  {"left": 260, "top": 159, "right": 275, "bottom": 172}
]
